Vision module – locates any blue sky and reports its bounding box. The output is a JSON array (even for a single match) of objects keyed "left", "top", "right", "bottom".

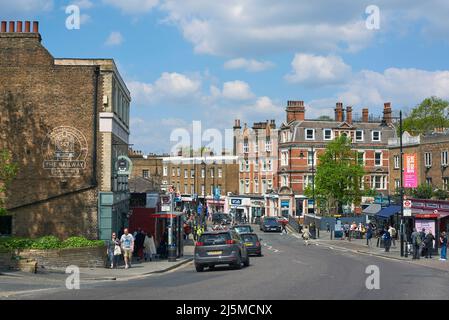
[{"left": 2, "top": 0, "right": 449, "bottom": 154}]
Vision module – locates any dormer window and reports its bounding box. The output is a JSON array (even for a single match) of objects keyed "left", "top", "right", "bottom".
[
  {"left": 323, "top": 129, "right": 332, "bottom": 140},
  {"left": 305, "top": 129, "right": 315, "bottom": 140},
  {"left": 372, "top": 131, "right": 381, "bottom": 142},
  {"left": 356, "top": 130, "right": 364, "bottom": 142}
]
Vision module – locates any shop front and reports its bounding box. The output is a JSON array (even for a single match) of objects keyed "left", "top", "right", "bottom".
[
  {"left": 250, "top": 198, "right": 265, "bottom": 224},
  {"left": 207, "top": 196, "right": 226, "bottom": 213}
]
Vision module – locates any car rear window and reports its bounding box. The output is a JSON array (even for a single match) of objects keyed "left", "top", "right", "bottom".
[
  {"left": 235, "top": 226, "right": 252, "bottom": 233},
  {"left": 199, "top": 233, "right": 231, "bottom": 246},
  {"left": 241, "top": 234, "right": 257, "bottom": 242}
]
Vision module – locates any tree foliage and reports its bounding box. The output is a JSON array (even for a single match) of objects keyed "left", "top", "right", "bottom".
[
  {"left": 0, "top": 149, "right": 18, "bottom": 215},
  {"left": 402, "top": 97, "right": 449, "bottom": 135},
  {"left": 412, "top": 183, "right": 433, "bottom": 199},
  {"left": 305, "top": 136, "right": 365, "bottom": 215}
]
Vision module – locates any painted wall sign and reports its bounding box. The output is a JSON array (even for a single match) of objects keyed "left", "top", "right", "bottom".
[
  {"left": 116, "top": 155, "right": 133, "bottom": 176},
  {"left": 403, "top": 153, "right": 418, "bottom": 188},
  {"left": 42, "top": 126, "right": 88, "bottom": 177}
]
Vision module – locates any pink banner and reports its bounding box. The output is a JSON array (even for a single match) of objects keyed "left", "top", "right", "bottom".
[{"left": 404, "top": 153, "right": 418, "bottom": 188}]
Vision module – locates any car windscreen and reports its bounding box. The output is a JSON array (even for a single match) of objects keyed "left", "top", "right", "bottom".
[
  {"left": 235, "top": 226, "right": 252, "bottom": 233},
  {"left": 241, "top": 234, "right": 258, "bottom": 242},
  {"left": 199, "top": 233, "right": 231, "bottom": 246}
]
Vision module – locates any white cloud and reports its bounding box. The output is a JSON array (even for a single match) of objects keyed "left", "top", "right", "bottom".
[
  {"left": 247, "top": 96, "right": 283, "bottom": 115},
  {"left": 337, "top": 68, "right": 449, "bottom": 108},
  {"left": 127, "top": 72, "right": 201, "bottom": 105},
  {"left": 102, "top": 0, "right": 158, "bottom": 14},
  {"left": 105, "top": 31, "right": 124, "bottom": 46},
  {"left": 224, "top": 58, "right": 274, "bottom": 72},
  {"left": 285, "top": 54, "right": 352, "bottom": 85},
  {"left": 0, "top": 0, "right": 53, "bottom": 15},
  {"left": 71, "top": 0, "right": 93, "bottom": 9},
  {"left": 221, "top": 81, "right": 254, "bottom": 100}
]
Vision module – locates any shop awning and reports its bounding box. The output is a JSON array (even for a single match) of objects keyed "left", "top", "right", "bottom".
[
  {"left": 376, "top": 205, "right": 401, "bottom": 219},
  {"left": 363, "top": 204, "right": 381, "bottom": 214}
]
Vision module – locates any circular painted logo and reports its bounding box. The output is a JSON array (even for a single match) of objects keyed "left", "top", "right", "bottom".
[{"left": 42, "top": 126, "right": 88, "bottom": 177}]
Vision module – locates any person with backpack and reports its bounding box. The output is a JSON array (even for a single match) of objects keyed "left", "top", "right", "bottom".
[
  {"left": 411, "top": 228, "right": 421, "bottom": 259},
  {"left": 389, "top": 225, "right": 397, "bottom": 248},
  {"left": 383, "top": 228, "right": 392, "bottom": 252},
  {"left": 439, "top": 231, "right": 447, "bottom": 261}
]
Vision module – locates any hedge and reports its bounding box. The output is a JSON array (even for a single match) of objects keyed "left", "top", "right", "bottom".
[{"left": 0, "top": 236, "right": 105, "bottom": 250}]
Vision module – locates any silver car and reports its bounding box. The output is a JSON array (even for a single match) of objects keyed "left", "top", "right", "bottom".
[{"left": 194, "top": 230, "right": 250, "bottom": 272}]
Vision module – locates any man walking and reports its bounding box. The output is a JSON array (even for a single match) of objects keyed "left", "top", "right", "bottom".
[
  {"left": 366, "top": 224, "right": 373, "bottom": 247},
  {"left": 383, "top": 228, "right": 391, "bottom": 252},
  {"left": 302, "top": 226, "right": 311, "bottom": 246},
  {"left": 120, "top": 228, "right": 134, "bottom": 269},
  {"left": 389, "top": 225, "right": 397, "bottom": 248},
  {"left": 419, "top": 228, "right": 426, "bottom": 258},
  {"left": 424, "top": 231, "right": 435, "bottom": 259},
  {"left": 411, "top": 228, "right": 421, "bottom": 259}
]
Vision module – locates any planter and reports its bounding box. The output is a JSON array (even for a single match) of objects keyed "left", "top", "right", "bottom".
[{"left": 17, "top": 246, "right": 107, "bottom": 269}]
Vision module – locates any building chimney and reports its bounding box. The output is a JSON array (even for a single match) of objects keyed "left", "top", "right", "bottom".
[
  {"left": 346, "top": 106, "right": 353, "bottom": 124},
  {"left": 233, "top": 119, "right": 241, "bottom": 129},
  {"left": 362, "top": 108, "right": 369, "bottom": 122},
  {"left": 33, "top": 21, "right": 39, "bottom": 33},
  {"left": 16, "top": 21, "right": 23, "bottom": 32},
  {"left": 286, "top": 100, "right": 305, "bottom": 122},
  {"left": 335, "top": 102, "right": 344, "bottom": 122},
  {"left": 1, "top": 21, "right": 6, "bottom": 33},
  {"left": 9, "top": 21, "right": 15, "bottom": 32},
  {"left": 25, "top": 21, "right": 31, "bottom": 32},
  {"left": 383, "top": 102, "right": 392, "bottom": 125}
]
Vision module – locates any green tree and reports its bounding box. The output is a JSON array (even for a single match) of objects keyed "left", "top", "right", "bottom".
[
  {"left": 402, "top": 97, "right": 449, "bottom": 135},
  {"left": 0, "top": 149, "right": 18, "bottom": 215},
  {"left": 363, "top": 188, "right": 378, "bottom": 197},
  {"left": 412, "top": 183, "right": 433, "bottom": 199},
  {"left": 433, "top": 189, "right": 448, "bottom": 200},
  {"left": 305, "top": 136, "right": 365, "bottom": 215},
  {"left": 317, "top": 115, "right": 333, "bottom": 121}
]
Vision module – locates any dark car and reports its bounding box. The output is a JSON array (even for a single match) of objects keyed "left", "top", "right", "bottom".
[
  {"left": 194, "top": 230, "right": 250, "bottom": 272},
  {"left": 212, "top": 213, "right": 231, "bottom": 225},
  {"left": 240, "top": 233, "right": 262, "bottom": 256},
  {"left": 260, "top": 217, "right": 281, "bottom": 232},
  {"left": 230, "top": 224, "right": 253, "bottom": 234}
]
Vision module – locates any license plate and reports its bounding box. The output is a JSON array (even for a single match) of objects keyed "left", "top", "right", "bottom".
[
  {"left": 245, "top": 243, "right": 253, "bottom": 246},
  {"left": 207, "top": 251, "right": 222, "bottom": 255}
]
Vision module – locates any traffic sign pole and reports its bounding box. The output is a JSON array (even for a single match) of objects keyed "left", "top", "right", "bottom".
[{"left": 168, "top": 190, "right": 177, "bottom": 262}]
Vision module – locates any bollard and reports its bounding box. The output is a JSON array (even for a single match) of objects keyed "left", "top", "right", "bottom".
[{"left": 330, "top": 228, "right": 333, "bottom": 240}]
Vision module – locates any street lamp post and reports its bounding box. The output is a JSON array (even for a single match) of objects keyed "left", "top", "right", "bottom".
[
  {"left": 300, "top": 147, "right": 316, "bottom": 215},
  {"left": 399, "top": 110, "right": 405, "bottom": 257}
]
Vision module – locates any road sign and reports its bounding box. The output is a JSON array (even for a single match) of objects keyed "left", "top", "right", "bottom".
[
  {"left": 404, "top": 208, "right": 412, "bottom": 217},
  {"left": 404, "top": 200, "right": 412, "bottom": 209},
  {"left": 161, "top": 205, "right": 171, "bottom": 212},
  {"left": 169, "top": 187, "right": 174, "bottom": 193}
]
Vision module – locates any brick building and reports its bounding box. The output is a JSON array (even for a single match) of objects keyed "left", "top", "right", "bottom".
[
  {"left": 0, "top": 21, "right": 131, "bottom": 239},
  {"left": 275, "top": 100, "right": 397, "bottom": 217},
  {"left": 388, "top": 130, "right": 449, "bottom": 194},
  {"left": 162, "top": 154, "right": 239, "bottom": 213},
  {"left": 233, "top": 119, "right": 279, "bottom": 220},
  {"left": 128, "top": 149, "right": 165, "bottom": 193}
]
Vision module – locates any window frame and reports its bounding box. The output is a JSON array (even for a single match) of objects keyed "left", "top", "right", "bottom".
[
  {"left": 305, "top": 128, "right": 315, "bottom": 141},
  {"left": 371, "top": 130, "right": 381, "bottom": 142}
]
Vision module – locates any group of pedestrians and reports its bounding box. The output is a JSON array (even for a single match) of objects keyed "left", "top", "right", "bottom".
[
  {"left": 107, "top": 228, "right": 157, "bottom": 269},
  {"left": 411, "top": 228, "right": 447, "bottom": 260}
]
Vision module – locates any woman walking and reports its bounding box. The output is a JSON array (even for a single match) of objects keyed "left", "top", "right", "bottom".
[
  {"left": 107, "top": 232, "right": 121, "bottom": 269},
  {"left": 440, "top": 231, "right": 447, "bottom": 261},
  {"left": 302, "top": 226, "right": 311, "bottom": 246}
]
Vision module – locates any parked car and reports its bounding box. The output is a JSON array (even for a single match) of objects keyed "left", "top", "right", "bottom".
[
  {"left": 212, "top": 212, "right": 231, "bottom": 225},
  {"left": 260, "top": 217, "right": 281, "bottom": 232},
  {"left": 239, "top": 232, "right": 262, "bottom": 256},
  {"left": 194, "top": 230, "right": 250, "bottom": 272},
  {"left": 230, "top": 224, "right": 253, "bottom": 234}
]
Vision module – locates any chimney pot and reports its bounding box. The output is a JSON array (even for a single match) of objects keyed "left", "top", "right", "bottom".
[
  {"left": 33, "top": 21, "right": 39, "bottom": 33},
  {"left": 362, "top": 108, "right": 369, "bottom": 122},
  {"left": 16, "top": 21, "right": 23, "bottom": 32},
  {"left": 346, "top": 106, "right": 353, "bottom": 124},
  {"left": 335, "top": 102, "right": 344, "bottom": 122},
  {"left": 9, "top": 21, "right": 15, "bottom": 32},
  {"left": 25, "top": 21, "right": 31, "bottom": 32},
  {"left": 1, "top": 21, "right": 6, "bottom": 33}
]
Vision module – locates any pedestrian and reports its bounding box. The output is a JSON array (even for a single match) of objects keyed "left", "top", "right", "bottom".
[
  {"left": 281, "top": 221, "right": 288, "bottom": 234},
  {"left": 326, "top": 223, "right": 330, "bottom": 233},
  {"left": 366, "top": 224, "right": 373, "bottom": 247},
  {"left": 439, "top": 231, "right": 447, "bottom": 261},
  {"left": 424, "top": 231, "right": 435, "bottom": 259},
  {"left": 389, "top": 225, "right": 397, "bottom": 248},
  {"left": 143, "top": 232, "right": 157, "bottom": 261},
  {"left": 411, "top": 228, "right": 421, "bottom": 259},
  {"left": 120, "top": 228, "right": 134, "bottom": 269},
  {"left": 419, "top": 228, "right": 426, "bottom": 257},
  {"left": 134, "top": 228, "right": 145, "bottom": 261},
  {"left": 107, "top": 232, "right": 121, "bottom": 269},
  {"left": 383, "top": 228, "right": 391, "bottom": 252},
  {"left": 343, "top": 222, "right": 350, "bottom": 241},
  {"left": 302, "top": 226, "right": 311, "bottom": 246}
]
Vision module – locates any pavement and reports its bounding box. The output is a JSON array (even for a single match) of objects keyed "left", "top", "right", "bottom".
[
  {"left": 3, "top": 225, "right": 449, "bottom": 300},
  {"left": 286, "top": 224, "right": 449, "bottom": 272},
  {"left": 0, "top": 240, "right": 194, "bottom": 298}
]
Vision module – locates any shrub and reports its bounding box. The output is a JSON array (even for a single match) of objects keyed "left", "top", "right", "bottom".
[
  {"left": 0, "top": 237, "right": 34, "bottom": 249},
  {"left": 62, "top": 236, "right": 105, "bottom": 248},
  {"left": 30, "top": 236, "right": 62, "bottom": 249}
]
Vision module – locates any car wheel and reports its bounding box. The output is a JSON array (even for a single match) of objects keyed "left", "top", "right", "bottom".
[
  {"left": 233, "top": 253, "right": 242, "bottom": 270},
  {"left": 243, "top": 255, "right": 250, "bottom": 267},
  {"left": 195, "top": 264, "right": 204, "bottom": 272}
]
